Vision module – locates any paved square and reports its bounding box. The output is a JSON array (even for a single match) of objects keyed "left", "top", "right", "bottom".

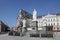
[{"left": 0, "top": 32, "right": 60, "bottom": 40}]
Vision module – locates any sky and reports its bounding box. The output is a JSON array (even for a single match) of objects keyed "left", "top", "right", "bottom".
[{"left": 0, "top": 0, "right": 60, "bottom": 27}]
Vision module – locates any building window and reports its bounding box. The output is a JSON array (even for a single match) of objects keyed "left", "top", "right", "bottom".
[
  {"left": 54, "top": 23, "right": 55, "bottom": 25},
  {"left": 54, "top": 27, "right": 55, "bottom": 29},
  {"left": 51, "top": 19, "right": 52, "bottom": 21},
  {"left": 51, "top": 23, "right": 52, "bottom": 26},
  {"left": 48, "top": 24, "right": 50, "bottom": 26},
  {"left": 48, "top": 19, "right": 50, "bottom": 22},
  {"left": 57, "top": 27, "right": 59, "bottom": 30}
]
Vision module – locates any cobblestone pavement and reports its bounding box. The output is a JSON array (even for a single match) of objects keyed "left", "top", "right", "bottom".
[{"left": 0, "top": 32, "right": 60, "bottom": 40}]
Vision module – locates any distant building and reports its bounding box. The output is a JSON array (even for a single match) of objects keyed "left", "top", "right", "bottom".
[{"left": 0, "top": 20, "right": 10, "bottom": 32}]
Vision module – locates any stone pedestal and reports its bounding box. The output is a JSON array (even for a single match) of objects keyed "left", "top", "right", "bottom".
[
  {"left": 30, "top": 21, "right": 40, "bottom": 37},
  {"left": 32, "top": 21, "right": 38, "bottom": 32}
]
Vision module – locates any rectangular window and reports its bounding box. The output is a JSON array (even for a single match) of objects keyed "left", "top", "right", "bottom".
[
  {"left": 51, "top": 23, "right": 52, "bottom": 26},
  {"left": 51, "top": 19, "right": 52, "bottom": 21},
  {"left": 54, "top": 23, "right": 55, "bottom": 25},
  {"left": 57, "top": 27, "right": 59, "bottom": 30}
]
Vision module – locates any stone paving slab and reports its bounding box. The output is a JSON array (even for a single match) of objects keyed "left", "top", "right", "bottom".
[
  {"left": 0, "top": 32, "right": 60, "bottom": 40},
  {"left": 0, "top": 36, "right": 54, "bottom": 40}
]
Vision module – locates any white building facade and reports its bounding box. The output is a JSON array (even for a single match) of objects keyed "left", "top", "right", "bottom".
[{"left": 37, "top": 14, "right": 60, "bottom": 31}]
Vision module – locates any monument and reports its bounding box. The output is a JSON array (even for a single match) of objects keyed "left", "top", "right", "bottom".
[
  {"left": 33, "top": 9, "right": 37, "bottom": 21},
  {"left": 30, "top": 9, "right": 39, "bottom": 37},
  {"left": 22, "top": 19, "right": 26, "bottom": 32}
]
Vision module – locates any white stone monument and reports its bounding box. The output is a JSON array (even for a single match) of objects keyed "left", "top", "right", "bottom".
[
  {"left": 32, "top": 9, "right": 38, "bottom": 31},
  {"left": 33, "top": 9, "right": 37, "bottom": 21},
  {"left": 29, "top": 9, "right": 39, "bottom": 37},
  {"left": 22, "top": 19, "right": 26, "bottom": 33}
]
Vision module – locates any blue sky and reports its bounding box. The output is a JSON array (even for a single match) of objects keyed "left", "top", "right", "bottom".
[{"left": 0, "top": 0, "right": 60, "bottom": 27}]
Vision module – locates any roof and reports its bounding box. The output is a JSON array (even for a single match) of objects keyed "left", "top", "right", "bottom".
[
  {"left": 52, "top": 13, "right": 60, "bottom": 16},
  {"left": 37, "top": 13, "right": 60, "bottom": 18},
  {"left": 18, "top": 9, "right": 60, "bottom": 18},
  {"left": 18, "top": 9, "right": 32, "bottom": 19}
]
